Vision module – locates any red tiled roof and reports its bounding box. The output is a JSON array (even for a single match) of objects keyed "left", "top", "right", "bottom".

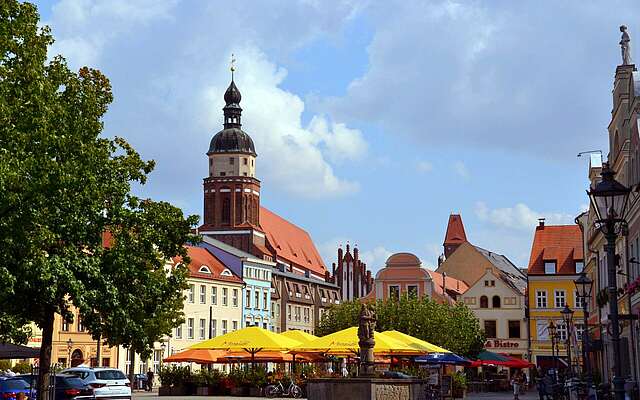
[
  {"left": 527, "top": 225, "right": 583, "bottom": 274},
  {"left": 174, "top": 245, "right": 243, "bottom": 284},
  {"left": 259, "top": 206, "right": 326, "bottom": 275},
  {"left": 427, "top": 270, "right": 469, "bottom": 295},
  {"left": 444, "top": 214, "right": 467, "bottom": 245}
]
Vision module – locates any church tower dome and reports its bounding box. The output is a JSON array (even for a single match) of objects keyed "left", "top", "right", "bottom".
[{"left": 208, "top": 80, "right": 257, "bottom": 156}]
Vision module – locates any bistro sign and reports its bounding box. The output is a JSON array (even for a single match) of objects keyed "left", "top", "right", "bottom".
[{"left": 485, "top": 339, "right": 520, "bottom": 349}]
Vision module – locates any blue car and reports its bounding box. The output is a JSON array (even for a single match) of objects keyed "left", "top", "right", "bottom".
[{"left": 0, "top": 377, "right": 32, "bottom": 399}]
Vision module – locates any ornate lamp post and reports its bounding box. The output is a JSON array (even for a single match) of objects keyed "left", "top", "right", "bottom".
[
  {"left": 587, "top": 162, "right": 630, "bottom": 400},
  {"left": 574, "top": 273, "right": 594, "bottom": 386},
  {"left": 549, "top": 321, "right": 558, "bottom": 383},
  {"left": 66, "top": 338, "right": 74, "bottom": 368},
  {"left": 561, "top": 305, "right": 575, "bottom": 377},
  {"left": 160, "top": 342, "right": 166, "bottom": 366}
]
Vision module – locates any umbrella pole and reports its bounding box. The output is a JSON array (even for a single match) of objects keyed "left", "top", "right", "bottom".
[{"left": 292, "top": 353, "right": 296, "bottom": 376}]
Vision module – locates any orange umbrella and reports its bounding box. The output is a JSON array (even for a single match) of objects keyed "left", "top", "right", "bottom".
[
  {"left": 219, "top": 351, "right": 320, "bottom": 363},
  {"left": 163, "top": 349, "right": 226, "bottom": 363}
]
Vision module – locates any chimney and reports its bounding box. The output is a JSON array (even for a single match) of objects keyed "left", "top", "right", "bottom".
[{"left": 538, "top": 218, "right": 545, "bottom": 227}]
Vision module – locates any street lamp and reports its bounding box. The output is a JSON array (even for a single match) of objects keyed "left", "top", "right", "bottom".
[
  {"left": 587, "top": 162, "right": 631, "bottom": 400},
  {"left": 66, "top": 338, "right": 74, "bottom": 368},
  {"left": 574, "top": 273, "right": 594, "bottom": 387},
  {"left": 548, "top": 321, "right": 558, "bottom": 383},
  {"left": 561, "top": 305, "right": 574, "bottom": 377}
]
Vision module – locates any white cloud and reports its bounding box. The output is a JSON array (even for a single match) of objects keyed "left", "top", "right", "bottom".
[
  {"left": 453, "top": 161, "right": 469, "bottom": 178},
  {"left": 359, "top": 246, "right": 393, "bottom": 272},
  {"left": 475, "top": 201, "right": 575, "bottom": 231},
  {"left": 416, "top": 160, "right": 433, "bottom": 173},
  {"left": 43, "top": 1, "right": 365, "bottom": 199}
]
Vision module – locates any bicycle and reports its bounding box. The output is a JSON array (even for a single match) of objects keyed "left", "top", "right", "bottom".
[
  {"left": 424, "top": 384, "right": 441, "bottom": 400},
  {"left": 264, "top": 379, "right": 303, "bottom": 398}
]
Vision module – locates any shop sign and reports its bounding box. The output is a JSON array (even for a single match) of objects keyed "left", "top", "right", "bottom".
[{"left": 485, "top": 339, "right": 520, "bottom": 349}]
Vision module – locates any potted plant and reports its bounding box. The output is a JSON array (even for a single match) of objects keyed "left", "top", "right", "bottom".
[
  {"left": 158, "top": 365, "right": 192, "bottom": 396},
  {"left": 247, "top": 366, "right": 267, "bottom": 397},
  {"left": 451, "top": 371, "right": 467, "bottom": 399},
  {"left": 228, "top": 367, "right": 249, "bottom": 396}
]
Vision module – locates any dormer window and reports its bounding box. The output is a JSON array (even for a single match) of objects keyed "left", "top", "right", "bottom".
[
  {"left": 221, "top": 269, "right": 232, "bottom": 277},
  {"left": 575, "top": 261, "right": 584, "bottom": 274},
  {"left": 198, "top": 266, "right": 211, "bottom": 274},
  {"left": 544, "top": 261, "right": 556, "bottom": 274}
]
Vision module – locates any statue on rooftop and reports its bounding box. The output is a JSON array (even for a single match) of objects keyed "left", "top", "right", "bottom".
[{"left": 621, "top": 25, "right": 632, "bottom": 65}]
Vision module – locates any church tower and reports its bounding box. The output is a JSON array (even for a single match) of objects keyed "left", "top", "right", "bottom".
[
  {"left": 199, "top": 75, "right": 262, "bottom": 253},
  {"left": 443, "top": 214, "right": 467, "bottom": 259}
]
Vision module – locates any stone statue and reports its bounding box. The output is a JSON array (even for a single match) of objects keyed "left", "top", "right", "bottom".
[
  {"left": 357, "top": 304, "right": 377, "bottom": 377},
  {"left": 621, "top": 25, "right": 632, "bottom": 65}
]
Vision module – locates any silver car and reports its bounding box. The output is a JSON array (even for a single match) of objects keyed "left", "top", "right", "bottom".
[{"left": 62, "top": 367, "right": 131, "bottom": 399}]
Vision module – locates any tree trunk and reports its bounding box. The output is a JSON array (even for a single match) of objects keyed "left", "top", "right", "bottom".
[
  {"left": 95, "top": 333, "right": 101, "bottom": 367},
  {"left": 128, "top": 348, "right": 135, "bottom": 386},
  {"left": 37, "top": 309, "right": 55, "bottom": 400}
]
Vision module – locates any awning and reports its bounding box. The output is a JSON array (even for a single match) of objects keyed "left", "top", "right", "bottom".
[{"left": 0, "top": 343, "right": 40, "bottom": 360}]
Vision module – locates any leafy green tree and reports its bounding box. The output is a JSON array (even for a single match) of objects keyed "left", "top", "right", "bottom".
[
  {"left": 316, "top": 295, "right": 485, "bottom": 357},
  {"left": 0, "top": 2, "right": 198, "bottom": 399}
]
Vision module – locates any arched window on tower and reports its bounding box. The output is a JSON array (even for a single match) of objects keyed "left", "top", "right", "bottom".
[
  {"left": 480, "top": 296, "right": 488, "bottom": 308},
  {"left": 222, "top": 197, "right": 231, "bottom": 224},
  {"left": 252, "top": 197, "right": 258, "bottom": 225},
  {"left": 492, "top": 295, "right": 501, "bottom": 308}
]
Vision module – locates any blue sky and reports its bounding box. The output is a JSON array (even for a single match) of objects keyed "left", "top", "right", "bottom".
[{"left": 32, "top": 0, "right": 640, "bottom": 271}]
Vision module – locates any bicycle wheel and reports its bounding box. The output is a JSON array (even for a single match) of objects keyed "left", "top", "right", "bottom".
[
  {"left": 290, "top": 384, "right": 303, "bottom": 398},
  {"left": 265, "top": 385, "right": 279, "bottom": 398}
]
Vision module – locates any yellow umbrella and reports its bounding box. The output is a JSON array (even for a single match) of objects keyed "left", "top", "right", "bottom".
[
  {"left": 280, "top": 330, "right": 318, "bottom": 344},
  {"left": 294, "top": 327, "right": 423, "bottom": 356},
  {"left": 190, "top": 326, "right": 302, "bottom": 362},
  {"left": 381, "top": 330, "right": 450, "bottom": 353}
]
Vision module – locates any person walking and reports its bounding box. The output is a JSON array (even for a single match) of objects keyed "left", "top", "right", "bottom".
[
  {"left": 146, "top": 368, "right": 154, "bottom": 392},
  {"left": 535, "top": 368, "right": 547, "bottom": 400},
  {"left": 511, "top": 370, "right": 523, "bottom": 400}
]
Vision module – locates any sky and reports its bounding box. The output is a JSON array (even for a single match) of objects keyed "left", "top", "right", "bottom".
[{"left": 32, "top": 0, "right": 640, "bottom": 272}]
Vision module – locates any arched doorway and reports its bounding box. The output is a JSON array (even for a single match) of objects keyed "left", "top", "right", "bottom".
[{"left": 71, "top": 349, "right": 84, "bottom": 367}]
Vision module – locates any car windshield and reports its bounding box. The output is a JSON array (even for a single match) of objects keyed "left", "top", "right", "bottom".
[
  {"left": 65, "top": 371, "right": 90, "bottom": 379},
  {"left": 3, "top": 379, "right": 30, "bottom": 389},
  {"left": 95, "top": 370, "right": 126, "bottom": 380}
]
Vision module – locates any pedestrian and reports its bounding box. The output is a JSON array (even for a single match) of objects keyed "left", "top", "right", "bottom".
[
  {"left": 535, "top": 368, "right": 546, "bottom": 400},
  {"left": 146, "top": 368, "right": 154, "bottom": 392},
  {"left": 511, "top": 370, "right": 522, "bottom": 400}
]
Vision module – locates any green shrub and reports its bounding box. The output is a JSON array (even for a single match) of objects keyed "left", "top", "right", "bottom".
[
  {"left": 11, "top": 362, "right": 32, "bottom": 374},
  {"left": 451, "top": 371, "right": 467, "bottom": 391},
  {"left": 194, "top": 369, "right": 225, "bottom": 386},
  {"left": 0, "top": 360, "right": 11, "bottom": 371},
  {"left": 158, "top": 365, "right": 192, "bottom": 387}
]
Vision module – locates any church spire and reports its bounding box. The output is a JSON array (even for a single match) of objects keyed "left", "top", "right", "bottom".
[{"left": 223, "top": 55, "right": 242, "bottom": 129}]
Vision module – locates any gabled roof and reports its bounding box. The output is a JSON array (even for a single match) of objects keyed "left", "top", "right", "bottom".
[
  {"left": 259, "top": 206, "right": 326, "bottom": 275},
  {"left": 174, "top": 245, "right": 243, "bottom": 284},
  {"left": 427, "top": 270, "right": 469, "bottom": 296},
  {"left": 473, "top": 245, "right": 527, "bottom": 293},
  {"left": 527, "top": 224, "right": 583, "bottom": 275},
  {"left": 443, "top": 214, "right": 467, "bottom": 245}
]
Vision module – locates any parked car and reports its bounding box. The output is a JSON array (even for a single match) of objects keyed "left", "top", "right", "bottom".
[
  {"left": 15, "top": 373, "right": 93, "bottom": 400},
  {"left": 0, "top": 377, "right": 32, "bottom": 399},
  {"left": 62, "top": 367, "right": 131, "bottom": 399}
]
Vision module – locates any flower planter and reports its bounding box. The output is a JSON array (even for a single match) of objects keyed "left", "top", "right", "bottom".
[
  {"left": 196, "top": 386, "right": 211, "bottom": 396},
  {"left": 230, "top": 386, "right": 247, "bottom": 396},
  {"left": 248, "top": 387, "right": 262, "bottom": 397},
  {"left": 158, "top": 386, "right": 172, "bottom": 396}
]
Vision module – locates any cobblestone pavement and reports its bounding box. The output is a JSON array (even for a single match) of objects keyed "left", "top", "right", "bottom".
[{"left": 133, "top": 389, "right": 539, "bottom": 399}]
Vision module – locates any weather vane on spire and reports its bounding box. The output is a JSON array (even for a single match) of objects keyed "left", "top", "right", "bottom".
[{"left": 230, "top": 53, "right": 236, "bottom": 80}]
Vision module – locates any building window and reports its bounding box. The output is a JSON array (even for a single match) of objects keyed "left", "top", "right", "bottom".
[
  {"left": 576, "top": 323, "right": 585, "bottom": 341},
  {"left": 554, "top": 290, "right": 566, "bottom": 308},
  {"left": 220, "top": 172, "right": 226, "bottom": 176},
  {"left": 187, "top": 318, "right": 194, "bottom": 339},
  {"left": 536, "top": 320, "right": 549, "bottom": 340},
  {"left": 492, "top": 296, "right": 501, "bottom": 308},
  {"left": 304, "top": 307, "right": 310, "bottom": 323},
  {"left": 389, "top": 285, "right": 400, "bottom": 300},
  {"left": 222, "top": 288, "right": 228, "bottom": 306},
  {"left": 484, "top": 280, "right": 489, "bottom": 287},
  {"left": 271, "top": 302, "right": 275, "bottom": 318},
  {"left": 408, "top": 285, "right": 418, "bottom": 298},
  {"left": 175, "top": 324, "right": 182, "bottom": 339},
  {"left": 200, "top": 285, "right": 206, "bottom": 304},
  {"left": 480, "top": 296, "right": 488, "bottom": 308},
  {"left": 287, "top": 305, "right": 292, "bottom": 320},
  {"left": 199, "top": 319, "right": 206, "bottom": 340},
  {"left": 544, "top": 261, "right": 556, "bottom": 274},
  {"left": 62, "top": 320, "right": 70, "bottom": 332},
  {"left": 222, "top": 320, "right": 228, "bottom": 335},
  {"left": 276, "top": 303, "right": 280, "bottom": 317},
  {"left": 77, "top": 318, "right": 84, "bottom": 332},
  {"left": 246, "top": 288, "right": 251, "bottom": 308},
  {"left": 232, "top": 289, "right": 238, "bottom": 307},
  {"left": 484, "top": 320, "right": 497, "bottom": 338},
  {"left": 263, "top": 290, "right": 268, "bottom": 310},
  {"left": 508, "top": 320, "right": 521, "bottom": 339},
  {"left": 212, "top": 320, "right": 217, "bottom": 337},
  {"left": 575, "top": 261, "right": 584, "bottom": 274},
  {"left": 255, "top": 290, "right": 260, "bottom": 309},
  {"left": 536, "top": 290, "right": 547, "bottom": 308},
  {"left": 244, "top": 158, "right": 248, "bottom": 165},
  {"left": 491, "top": 280, "right": 495, "bottom": 287},
  {"left": 188, "top": 284, "right": 195, "bottom": 303},
  {"left": 575, "top": 291, "right": 585, "bottom": 309},
  {"left": 232, "top": 321, "right": 238, "bottom": 331},
  {"left": 229, "top": 157, "right": 234, "bottom": 165},
  {"left": 557, "top": 322, "right": 568, "bottom": 341},
  {"left": 211, "top": 286, "right": 217, "bottom": 305}
]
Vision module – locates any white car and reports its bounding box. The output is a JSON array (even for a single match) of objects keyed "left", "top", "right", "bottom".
[{"left": 62, "top": 367, "right": 131, "bottom": 399}]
